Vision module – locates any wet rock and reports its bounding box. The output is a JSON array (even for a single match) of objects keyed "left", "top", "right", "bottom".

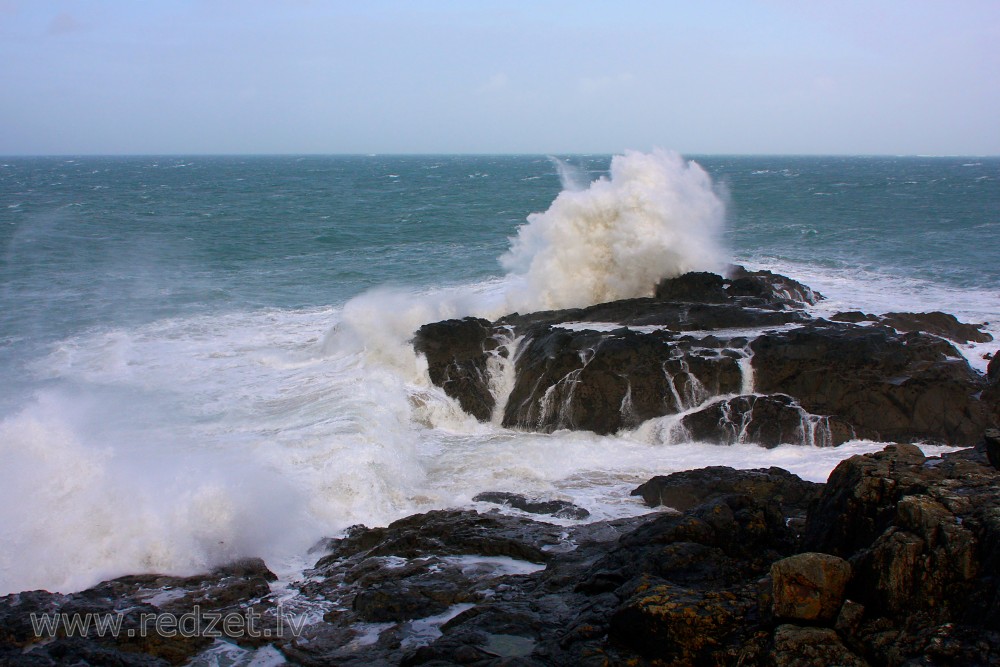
[
  {"left": 502, "top": 326, "right": 742, "bottom": 434},
  {"left": 831, "top": 310, "right": 877, "bottom": 323},
  {"left": 630, "top": 465, "right": 821, "bottom": 522},
  {"left": 770, "top": 552, "right": 851, "bottom": 622},
  {"left": 473, "top": 492, "right": 590, "bottom": 519},
  {"left": 880, "top": 310, "right": 994, "bottom": 344},
  {"left": 726, "top": 265, "right": 822, "bottom": 305},
  {"left": 653, "top": 270, "right": 730, "bottom": 302},
  {"left": 0, "top": 558, "right": 281, "bottom": 666},
  {"left": 412, "top": 317, "right": 498, "bottom": 421},
  {"left": 678, "top": 393, "right": 855, "bottom": 447},
  {"left": 751, "top": 324, "right": 991, "bottom": 445}
]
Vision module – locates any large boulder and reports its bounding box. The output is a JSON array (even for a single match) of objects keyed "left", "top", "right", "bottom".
[
  {"left": 750, "top": 324, "right": 990, "bottom": 445},
  {"left": 769, "top": 552, "right": 851, "bottom": 622},
  {"left": 502, "top": 327, "right": 742, "bottom": 434},
  {"left": 630, "top": 465, "right": 821, "bottom": 521}
]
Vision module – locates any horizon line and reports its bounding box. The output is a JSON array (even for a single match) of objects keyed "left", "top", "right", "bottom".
[{"left": 3, "top": 151, "right": 999, "bottom": 159}]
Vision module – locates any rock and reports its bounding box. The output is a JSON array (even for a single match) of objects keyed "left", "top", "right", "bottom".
[
  {"left": 412, "top": 317, "right": 498, "bottom": 421},
  {"left": 0, "top": 558, "right": 281, "bottom": 665},
  {"left": 772, "top": 624, "right": 869, "bottom": 667},
  {"left": 801, "top": 444, "right": 1000, "bottom": 662},
  {"left": 726, "top": 264, "right": 822, "bottom": 305},
  {"left": 630, "top": 466, "right": 821, "bottom": 522},
  {"left": 880, "top": 311, "right": 994, "bottom": 344},
  {"left": 609, "top": 579, "right": 752, "bottom": 664},
  {"left": 678, "top": 393, "right": 855, "bottom": 447},
  {"left": 831, "top": 311, "right": 877, "bottom": 323},
  {"left": 653, "top": 270, "right": 730, "bottom": 303},
  {"left": 985, "top": 428, "right": 1000, "bottom": 469},
  {"left": 770, "top": 552, "right": 851, "bottom": 622},
  {"left": 989, "top": 353, "right": 1000, "bottom": 383},
  {"left": 751, "top": 324, "right": 991, "bottom": 445},
  {"left": 502, "top": 326, "right": 742, "bottom": 434},
  {"left": 472, "top": 492, "right": 590, "bottom": 519}
]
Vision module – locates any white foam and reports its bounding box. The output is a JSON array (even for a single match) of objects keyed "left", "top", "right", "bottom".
[{"left": 501, "top": 149, "right": 727, "bottom": 312}]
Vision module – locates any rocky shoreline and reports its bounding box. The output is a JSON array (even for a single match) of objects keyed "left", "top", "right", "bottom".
[{"left": 3, "top": 269, "right": 999, "bottom": 666}]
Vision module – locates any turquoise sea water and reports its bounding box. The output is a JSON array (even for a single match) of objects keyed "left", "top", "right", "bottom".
[{"left": 1, "top": 153, "right": 998, "bottom": 594}]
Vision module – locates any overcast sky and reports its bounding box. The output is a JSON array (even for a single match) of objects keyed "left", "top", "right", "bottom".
[{"left": 1, "top": 1, "right": 998, "bottom": 155}]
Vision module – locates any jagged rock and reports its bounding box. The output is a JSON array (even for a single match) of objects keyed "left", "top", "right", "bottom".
[
  {"left": 880, "top": 311, "right": 993, "bottom": 343},
  {"left": 751, "top": 324, "right": 991, "bottom": 445},
  {"left": 678, "top": 393, "right": 855, "bottom": 447},
  {"left": 772, "top": 624, "right": 869, "bottom": 667},
  {"left": 473, "top": 492, "right": 590, "bottom": 519},
  {"left": 609, "top": 579, "right": 753, "bottom": 663},
  {"left": 0, "top": 558, "right": 280, "bottom": 666},
  {"left": 630, "top": 466, "right": 821, "bottom": 522},
  {"left": 412, "top": 317, "right": 497, "bottom": 421},
  {"left": 726, "top": 264, "right": 822, "bottom": 305},
  {"left": 801, "top": 444, "right": 1000, "bottom": 662},
  {"left": 502, "top": 326, "right": 742, "bottom": 434},
  {"left": 769, "top": 552, "right": 851, "bottom": 622}
]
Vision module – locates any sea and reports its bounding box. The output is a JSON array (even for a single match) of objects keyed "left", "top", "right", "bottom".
[{"left": 1, "top": 151, "right": 998, "bottom": 597}]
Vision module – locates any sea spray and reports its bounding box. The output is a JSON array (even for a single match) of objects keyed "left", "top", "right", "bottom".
[{"left": 501, "top": 149, "right": 727, "bottom": 312}]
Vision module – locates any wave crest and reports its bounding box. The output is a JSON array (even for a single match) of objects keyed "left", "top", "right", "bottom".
[{"left": 501, "top": 149, "right": 727, "bottom": 312}]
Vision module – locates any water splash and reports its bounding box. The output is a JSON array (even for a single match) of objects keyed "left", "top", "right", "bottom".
[{"left": 501, "top": 149, "right": 727, "bottom": 312}]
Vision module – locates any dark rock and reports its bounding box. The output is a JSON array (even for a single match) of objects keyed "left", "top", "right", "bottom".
[
  {"left": 653, "top": 270, "right": 729, "bottom": 302},
  {"left": 678, "top": 393, "right": 855, "bottom": 447},
  {"left": 473, "top": 492, "right": 590, "bottom": 519},
  {"left": 498, "top": 297, "right": 808, "bottom": 333},
  {"left": 726, "top": 264, "right": 822, "bottom": 305},
  {"left": 831, "top": 311, "right": 877, "bottom": 323},
  {"left": 985, "top": 428, "right": 1000, "bottom": 469},
  {"left": 804, "top": 444, "right": 1000, "bottom": 642},
  {"left": 412, "top": 317, "right": 498, "bottom": 421},
  {"left": 0, "top": 558, "right": 281, "bottom": 665},
  {"left": 502, "top": 327, "right": 742, "bottom": 435},
  {"left": 880, "top": 311, "right": 994, "bottom": 344},
  {"left": 771, "top": 624, "right": 869, "bottom": 667},
  {"left": 608, "top": 579, "right": 753, "bottom": 663},
  {"left": 989, "top": 354, "right": 1000, "bottom": 383},
  {"left": 751, "top": 324, "right": 991, "bottom": 445},
  {"left": 630, "top": 466, "right": 821, "bottom": 521}
]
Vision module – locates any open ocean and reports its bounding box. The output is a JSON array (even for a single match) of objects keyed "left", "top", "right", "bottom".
[{"left": 1, "top": 152, "right": 998, "bottom": 596}]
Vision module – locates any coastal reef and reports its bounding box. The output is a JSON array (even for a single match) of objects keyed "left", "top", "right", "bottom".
[{"left": 415, "top": 267, "right": 996, "bottom": 446}]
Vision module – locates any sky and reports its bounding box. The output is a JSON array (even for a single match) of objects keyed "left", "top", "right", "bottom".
[{"left": 1, "top": 1, "right": 998, "bottom": 156}]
